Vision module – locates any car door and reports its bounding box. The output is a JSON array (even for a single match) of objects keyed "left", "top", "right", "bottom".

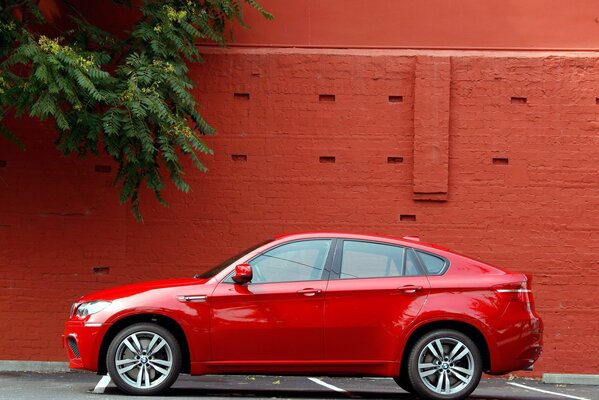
[
  {"left": 324, "top": 240, "right": 431, "bottom": 367},
  {"left": 210, "top": 239, "right": 334, "bottom": 363}
]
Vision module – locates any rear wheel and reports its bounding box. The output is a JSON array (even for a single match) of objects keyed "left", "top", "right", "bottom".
[
  {"left": 107, "top": 323, "right": 181, "bottom": 395},
  {"left": 407, "top": 329, "right": 482, "bottom": 400}
]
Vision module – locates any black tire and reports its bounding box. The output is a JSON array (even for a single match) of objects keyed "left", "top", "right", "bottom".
[
  {"left": 106, "top": 323, "right": 181, "bottom": 395},
  {"left": 393, "top": 374, "right": 414, "bottom": 394},
  {"left": 407, "top": 329, "right": 482, "bottom": 400}
]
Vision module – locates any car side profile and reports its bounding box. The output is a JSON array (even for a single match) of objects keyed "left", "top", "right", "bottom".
[{"left": 63, "top": 232, "right": 543, "bottom": 400}]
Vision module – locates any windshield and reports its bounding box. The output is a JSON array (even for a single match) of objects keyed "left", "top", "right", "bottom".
[{"left": 196, "top": 238, "right": 274, "bottom": 279}]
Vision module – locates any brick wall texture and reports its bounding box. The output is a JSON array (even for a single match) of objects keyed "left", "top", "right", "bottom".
[{"left": 1, "top": 48, "right": 598, "bottom": 375}]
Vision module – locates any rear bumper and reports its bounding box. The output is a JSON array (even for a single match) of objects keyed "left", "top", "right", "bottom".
[
  {"left": 488, "top": 315, "right": 543, "bottom": 374},
  {"left": 63, "top": 320, "right": 109, "bottom": 372}
]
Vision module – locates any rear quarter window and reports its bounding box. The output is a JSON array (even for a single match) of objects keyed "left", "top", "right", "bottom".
[{"left": 416, "top": 251, "right": 448, "bottom": 275}]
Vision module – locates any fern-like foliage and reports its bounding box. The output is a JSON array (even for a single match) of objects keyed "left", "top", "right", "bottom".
[{"left": 0, "top": 0, "right": 272, "bottom": 220}]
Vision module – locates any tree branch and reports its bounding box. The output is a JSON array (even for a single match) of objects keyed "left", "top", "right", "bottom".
[
  {"left": 61, "top": 0, "right": 90, "bottom": 25},
  {"left": 2, "top": 0, "right": 29, "bottom": 14}
]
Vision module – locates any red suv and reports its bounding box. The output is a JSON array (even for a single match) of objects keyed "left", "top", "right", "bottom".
[{"left": 63, "top": 232, "right": 543, "bottom": 400}]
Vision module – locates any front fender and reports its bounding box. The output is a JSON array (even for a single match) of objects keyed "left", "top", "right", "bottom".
[{"left": 92, "top": 289, "right": 212, "bottom": 371}]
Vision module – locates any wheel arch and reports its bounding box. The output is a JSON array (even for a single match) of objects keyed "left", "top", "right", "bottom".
[
  {"left": 97, "top": 313, "right": 191, "bottom": 375},
  {"left": 399, "top": 320, "right": 491, "bottom": 376}
]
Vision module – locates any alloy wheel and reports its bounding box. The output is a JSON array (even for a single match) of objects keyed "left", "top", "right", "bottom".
[
  {"left": 114, "top": 330, "right": 174, "bottom": 389},
  {"left": 408, "top": 329, "right": 482, "bottom": 400},
  {"left": 417, "top": 337, "right": 475, "bottom": 395}
]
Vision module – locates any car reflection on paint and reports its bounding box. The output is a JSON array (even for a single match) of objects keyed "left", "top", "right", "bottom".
[{"left": 64, "top": 232, "right": 543, "bottom": 400}]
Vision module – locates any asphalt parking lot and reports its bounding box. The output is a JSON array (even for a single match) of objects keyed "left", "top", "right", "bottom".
[{"left": 1, "top": 372, "right": 596, "bottom": 400}]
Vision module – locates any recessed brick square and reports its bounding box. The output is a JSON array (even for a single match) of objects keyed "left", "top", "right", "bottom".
[
  {"left": 387, "top": 156, "right": 404, "bottom": 164},
  {"left": 94, "top": 165, "right": 112, "bottom": 173},
  {"left": 93, "top": 266, "right": 110, "bottom": 275},
  {"left": 511, "top": 96, "right": 527, "bottom": 104},
  {"left": 234, "top": 93, "right": 250, "bottom": 100},
  {"left": 319, "top": 156, "right": 336, "bottom": 163},
  {"left": 232, "top": 154, "right": 248, "bottom": 162},
  {"left": 400, "top": 214, "right": 416, "bottom": 222}
]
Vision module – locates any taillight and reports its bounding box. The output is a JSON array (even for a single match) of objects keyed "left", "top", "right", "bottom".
[{"left": 494, "top": 281, "right": 532, "bottom": 303}]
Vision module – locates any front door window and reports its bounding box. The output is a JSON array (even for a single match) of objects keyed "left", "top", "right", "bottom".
[{"left": 250, "top": 239, "right": 332, "bottom": 283}]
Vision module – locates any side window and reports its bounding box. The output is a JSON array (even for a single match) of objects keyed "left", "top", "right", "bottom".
[
  {"left": 340, "top": 241, "right": 405, "bottom": 279},
  {"left": 416, "top": 251, "right": 447, "bottom": 274},
  {"left": 250, "top": 240, "right": 332, "bottom": 283}
]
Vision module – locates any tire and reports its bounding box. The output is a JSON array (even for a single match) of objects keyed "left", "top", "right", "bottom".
[
  {"left": 407, "top": 329, "right": 482, "bottom": 400},
  {"left": 106, "top": 323, "right": 181, "bottom": 395},
  {"left": 393, "top": 375, "right": 414, "bottom": 394}
]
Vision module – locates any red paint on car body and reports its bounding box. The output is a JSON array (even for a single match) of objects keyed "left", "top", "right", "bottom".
[{"left": 64, "top": 232, "right": 542, "bottom": 379}]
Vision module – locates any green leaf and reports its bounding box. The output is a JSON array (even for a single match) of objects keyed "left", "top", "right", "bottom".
[
  {"left": 102, "top": 108, "right": 123, "bottom": 136},
  {"left": 1, "top": 0, "right": 273, "bottom": 220}
]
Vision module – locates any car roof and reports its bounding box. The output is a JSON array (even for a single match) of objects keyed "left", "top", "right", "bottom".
[{"left": 272, "top": 231, "right": 450, "bottom": 252}]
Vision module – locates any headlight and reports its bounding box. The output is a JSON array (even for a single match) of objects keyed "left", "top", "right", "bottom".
[{"left": 74, "top": 301, "right": 111, "bottom": 319}]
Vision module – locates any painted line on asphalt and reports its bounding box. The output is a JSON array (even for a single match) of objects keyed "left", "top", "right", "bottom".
[
  {"left": 308, "top": 377, "right": 358, "bottom": 398},
  {"left": 93, "top": 375, "right": 111, "bottom": 394},
  {"left": 507, "top": 382, "right": 590, "bottom": 400}
]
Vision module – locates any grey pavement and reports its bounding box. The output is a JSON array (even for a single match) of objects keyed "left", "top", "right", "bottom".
[{"left": 1, "top": 372, "right": 597, "bottom": 400}]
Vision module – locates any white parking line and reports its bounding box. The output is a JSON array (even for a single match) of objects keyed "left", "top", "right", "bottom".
[
  {"left": 308, "top": 377, "right": 358, "bottom": 398},
  {"left": 92, "top": 375, "right": 111, "bottom": 394},
  {"left": 507, "top": 382, "right": 590, "bottom": 400}
]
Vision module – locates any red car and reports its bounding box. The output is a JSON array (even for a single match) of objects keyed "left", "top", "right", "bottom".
[{"left": 63, "top": 232, "right": 542, "bottom": 400}]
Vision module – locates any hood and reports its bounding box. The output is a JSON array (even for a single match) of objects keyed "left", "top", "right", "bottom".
[{"left": 78, "top": 278, "right": 207, "bottom": 302}]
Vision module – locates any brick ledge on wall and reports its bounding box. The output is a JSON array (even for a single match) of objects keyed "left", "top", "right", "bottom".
[
  {"left": 0, "top": 360, "right": 70, "bottom": 373},
  {"left": 542, "top": 374, "right": 599, "bottom": 386}
]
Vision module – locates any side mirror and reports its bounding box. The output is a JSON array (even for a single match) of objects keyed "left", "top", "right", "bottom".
[{"left": 232, "top": 263, "right": 252, "bottom": 284}]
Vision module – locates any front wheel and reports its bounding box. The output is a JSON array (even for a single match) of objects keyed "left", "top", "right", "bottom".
[
  {"left": 106, "top": 323, "right": 181, "bottom": 395},
  {"left": 407, "top": 329, "right": 482, "bottom": 400}
]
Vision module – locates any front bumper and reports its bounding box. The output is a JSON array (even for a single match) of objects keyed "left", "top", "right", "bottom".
[{"left": 63, "top": 320, "right": 110, "bottom": 371}]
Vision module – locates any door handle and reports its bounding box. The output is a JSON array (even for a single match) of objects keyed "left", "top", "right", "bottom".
[
  {"left": 296, "top": 288, "right": 322, "bottom": 297},
  {"left": 398, "top": 285, "right": 423, "bottom": 294}
]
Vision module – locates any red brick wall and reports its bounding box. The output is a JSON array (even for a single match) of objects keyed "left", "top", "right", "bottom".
[{"left": 1, "top": 48, "right": 598, "bottom": 375}]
